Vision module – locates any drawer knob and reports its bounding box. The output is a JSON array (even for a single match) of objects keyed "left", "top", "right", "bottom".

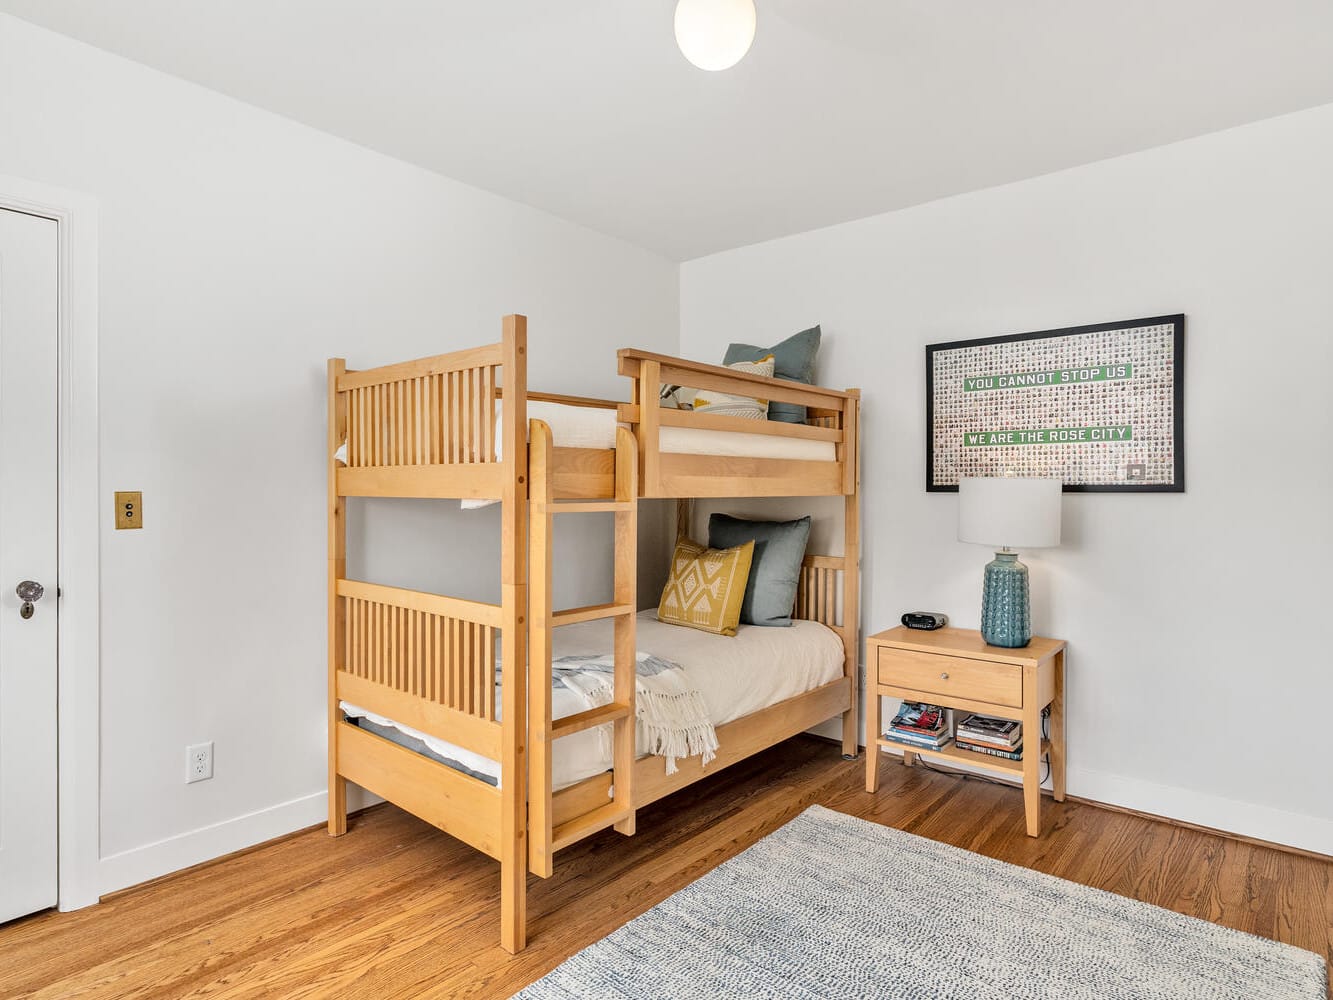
[{"left": 940, "top": 671, "right": 949, "bottom": 680}]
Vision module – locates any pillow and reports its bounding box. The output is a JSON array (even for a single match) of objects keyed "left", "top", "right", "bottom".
[
  {"left": 658, "top": 538, "right": 755, "bottom": 637},
  {"left": 708, "top": 513, "right": 812, "bottom": 627},
  {"left": 723, "top": 326, "right": 821, "bottom": 424},
  {"left": 691, "top": 355, "right": 775, "bottom": 421}
]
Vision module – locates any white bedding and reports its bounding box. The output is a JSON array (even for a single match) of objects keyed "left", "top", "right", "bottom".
[
  {"left": 340, "top": 609, "right": 844, "bottom": 791},
  {"left": 335, "top": 400, "right": 836, "bottom": 465}
]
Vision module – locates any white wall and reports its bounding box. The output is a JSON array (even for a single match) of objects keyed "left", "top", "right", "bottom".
[
  {"left": 0, "top": 14, "right": 678, "bottom": 893},
  {"left": 681, "top": 104, "right": 1333, "bottom": 854}
]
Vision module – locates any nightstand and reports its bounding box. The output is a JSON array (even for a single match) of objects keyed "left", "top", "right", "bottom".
[{"left": 865, "top": 626, "right": 1067, "bottom": 837}]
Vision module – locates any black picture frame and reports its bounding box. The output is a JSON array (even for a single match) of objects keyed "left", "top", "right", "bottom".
[{"left": 926, "top": 314, "right": 1185, "bottom": 493}]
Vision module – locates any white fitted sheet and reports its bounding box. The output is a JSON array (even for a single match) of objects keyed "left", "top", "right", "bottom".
[
  {"left": 341, "top": 610, "right": 844, "bottom": 791},
  {"left": 335, "top": 400, "right": 836, "bottom": 466},
  {"left": 503, "top": 402, "right": 836, "bottom": 461}
]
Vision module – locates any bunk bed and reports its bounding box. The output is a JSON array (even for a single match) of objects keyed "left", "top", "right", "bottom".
[{"left": 327, "top": 314, "right": 861, "bottom": 954}]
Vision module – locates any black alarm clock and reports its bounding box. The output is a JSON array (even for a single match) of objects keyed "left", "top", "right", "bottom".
[{"left": 901, "top": 612, "right": 949, "bottom": 630}]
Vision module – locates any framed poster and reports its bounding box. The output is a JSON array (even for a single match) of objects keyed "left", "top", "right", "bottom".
[{"left": 926, "top": 314, "right": 1184, "bottom": 492}]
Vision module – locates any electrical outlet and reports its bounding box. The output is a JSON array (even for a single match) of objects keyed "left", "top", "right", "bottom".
[{"left": 186, "top": 742, "right": 213, "bottom": 784}]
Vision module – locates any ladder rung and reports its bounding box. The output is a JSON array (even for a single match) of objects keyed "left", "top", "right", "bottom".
[
  {"left": 537, "top": 500, "right": 634, "bottom": 514},
  {"left": 552, "top": 602, "right": 634, "bottom": 627},
  {"left": 552, "top": 702, "right": 632, "bottom": 740},
  {"left": 551, "top": 803, "right": 633, "bottom": 852}
]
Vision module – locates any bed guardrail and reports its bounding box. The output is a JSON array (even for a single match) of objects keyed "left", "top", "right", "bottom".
[{"left": 616, "top": 348, "right": 859, "bottom": 498}]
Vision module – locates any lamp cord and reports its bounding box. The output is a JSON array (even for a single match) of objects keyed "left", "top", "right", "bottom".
[{"left": 910, "top": 708, "right": 1051, "bottom": 788}]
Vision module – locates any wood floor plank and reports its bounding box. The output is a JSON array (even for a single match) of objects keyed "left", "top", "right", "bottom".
[{"left": 1, "top": 737, "right": 1328, "bottom": 999}]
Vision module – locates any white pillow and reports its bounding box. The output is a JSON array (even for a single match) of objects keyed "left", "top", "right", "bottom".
[{"left": 691, "top": 355, "right": 775, "bottom": 421}]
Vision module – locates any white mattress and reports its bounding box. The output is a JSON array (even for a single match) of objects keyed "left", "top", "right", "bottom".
[
  {"left": 341, "top": 610, "right": 844, "bottom": 791},
  {"left": 336, "top": 400, "right": 836, "bottom": 464},
  {"left": 522, "top": 402, "right": 837, "bottom": 462}
]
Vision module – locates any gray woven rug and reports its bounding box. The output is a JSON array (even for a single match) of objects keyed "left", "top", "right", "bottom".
[{"left": 515, "top": 805, "right": 1326, "bottom": 1000}]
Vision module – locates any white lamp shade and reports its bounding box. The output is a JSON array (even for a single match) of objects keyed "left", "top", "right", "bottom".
[
  {"left": 674, "top": 0, "right": 757, "bottom": 71},
  {"left": 958, "top": 477, "right": 1062, "bottom": 550}
]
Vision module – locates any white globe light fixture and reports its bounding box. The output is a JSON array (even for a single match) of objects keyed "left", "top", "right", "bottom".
[{"left": 674, "top": 0, "right": 757, "bottom": 72}]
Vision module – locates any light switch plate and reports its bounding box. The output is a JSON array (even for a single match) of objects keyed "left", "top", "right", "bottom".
[{"left": 115, "top": 491, "right": 143, "bottom": 529}]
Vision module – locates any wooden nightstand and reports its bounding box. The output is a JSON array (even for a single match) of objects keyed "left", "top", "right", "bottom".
[{"left": 865, "top": 626, "right": 1067, "bottom": 837}]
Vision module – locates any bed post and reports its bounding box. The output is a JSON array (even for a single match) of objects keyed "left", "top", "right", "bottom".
[
  {"left": 528, "top": 419, "right": 555, "bottom": 879},
  {"left": 638, "top": 359, "right": 662, "bottom": 496},
  {"left": 327, "top": 358, "right": 348, "bottom": 835},
  {"left": 841, "top": 391, "right": 861, "bottom": 760},
  {"left": 499, "top": 315, "right": 529, "bottom": 954}
]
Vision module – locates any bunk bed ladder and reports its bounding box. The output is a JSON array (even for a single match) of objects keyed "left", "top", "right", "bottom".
[{"left": 528, "top": 421, "right": 638, "bottom": 878}]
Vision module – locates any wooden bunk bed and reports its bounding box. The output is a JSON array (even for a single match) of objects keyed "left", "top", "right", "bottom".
[{"left": 327, "top": 314, "right": 860, "bottom": 954}]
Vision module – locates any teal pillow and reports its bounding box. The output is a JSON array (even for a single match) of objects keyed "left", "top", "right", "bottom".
[
  {"left": 708, "top": 513, "right": 812, "bottom": 627},
  {"left": 723, "top": 326, "right": 821, "bottom": 424}
]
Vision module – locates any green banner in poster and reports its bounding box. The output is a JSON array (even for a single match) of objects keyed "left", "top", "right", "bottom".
[
  {"left": 963, "top": 426, "right": 1133, "bottom": 447},
  {"left": 963, "top": 364, "right": 1132, "bottom": 392}
]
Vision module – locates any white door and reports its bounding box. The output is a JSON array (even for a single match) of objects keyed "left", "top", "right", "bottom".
[{"left": 0, "top": 207, "right": 59, "bottom": 922}]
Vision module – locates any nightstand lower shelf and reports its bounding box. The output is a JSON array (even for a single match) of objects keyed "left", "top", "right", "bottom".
[{"left": 877, "top": 738, "right": 1050, "bottom": 778}]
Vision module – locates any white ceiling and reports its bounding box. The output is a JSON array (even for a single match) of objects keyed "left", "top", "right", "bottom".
[{"left": 5, "top": 1, "right": 1333, "bottom": 260}]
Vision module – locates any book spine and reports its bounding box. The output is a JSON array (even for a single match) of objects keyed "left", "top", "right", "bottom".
[
  {"left": 883, "top": 733, "right": 951, "bottom": 749},
  {"left": 956, "top": 741, "right": 1023, "bottom": 761},
  {"left": 890, "top": 724, "right": 948, "bottom": 737},
  {"left": 959, "top": 730, "right": 1018, "bottom": 746},
  {"left": 956, "top": 729, "right": 1020, "bottom": 744}
]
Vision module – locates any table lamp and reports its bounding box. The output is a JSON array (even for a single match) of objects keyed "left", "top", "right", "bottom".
[{"left": 957, "top": 477, "right": 1062, "bottom": 648}]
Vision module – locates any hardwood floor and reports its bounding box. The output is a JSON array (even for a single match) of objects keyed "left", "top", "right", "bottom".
[{"left": 2, "top": 737, "right": 1329, "bottom": 998}]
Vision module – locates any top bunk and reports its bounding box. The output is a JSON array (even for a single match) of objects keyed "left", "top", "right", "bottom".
[
  {"left": 618, "top": 348, "right": 859, "bottom": 499},
  {"left": 327, "top": 315, "right": 859, "bottom": 502}
]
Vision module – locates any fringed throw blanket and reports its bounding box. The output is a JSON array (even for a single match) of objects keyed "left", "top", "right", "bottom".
[{"left": 552, "top": 653, "right": 718, "bottom": 774}]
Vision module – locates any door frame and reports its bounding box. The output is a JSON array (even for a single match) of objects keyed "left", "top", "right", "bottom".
[{"left": 0, "top": 173, "right": 100, "bottom": 911}]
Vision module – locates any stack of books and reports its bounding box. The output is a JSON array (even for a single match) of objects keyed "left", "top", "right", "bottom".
[
  {"left": 955, "top": 714, "right": 1023, "bottom": 761},
  {"left": 882, "top": 702, "right": 951, "bottom": 752}
]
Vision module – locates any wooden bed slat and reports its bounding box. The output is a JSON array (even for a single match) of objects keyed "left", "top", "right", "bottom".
[
  {"left": 335, "top": 721, "right": 502, "bottom": 859},
  {"left": 336, "top": 342, "right": 505, "bottom": 392},
  {"left": 654, "top": 452, "right": 843, "bottom": 498},
  {"left": 336, "top": 671, "right": 502, "bottom": 760},
  {"left": 551, "top": 602, "right": 634, "bottom": 627},
  {"left": 618, "top": 348, "right": 855, "bottom": 405},
  {"left": 624, "top": 405, "right": 844, "bottom": 443},
  {"left": 550, "top": 677, "right": 852, "bottom": 832},
  {"left": 337, "top": 464, "right": 505, "bottom": 499},
  {"left": 337, "top": 580, "right": 501, "bottom": 629}
]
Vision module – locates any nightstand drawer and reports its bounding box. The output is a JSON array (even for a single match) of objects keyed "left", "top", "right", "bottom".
[{"left": 877, "top": 647, "right": 1022, "bottom": 708}]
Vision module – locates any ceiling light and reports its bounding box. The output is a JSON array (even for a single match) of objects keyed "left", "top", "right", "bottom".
[{"left": 674, "top": 0, "right": 757, "bottom": 72}]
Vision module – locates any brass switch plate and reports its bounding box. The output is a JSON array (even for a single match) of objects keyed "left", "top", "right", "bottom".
[{"left": 115, "top": 491, "right": 143, "bottom": 530}]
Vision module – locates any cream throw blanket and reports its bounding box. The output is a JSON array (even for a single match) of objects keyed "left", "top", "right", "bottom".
[{"left": 551, "top": 652, "right": 718, "bottom": 774}]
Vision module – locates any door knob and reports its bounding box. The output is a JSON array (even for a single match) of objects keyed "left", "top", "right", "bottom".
[{"left": 16, "top": 580, "right": 44, "bottom": 620}]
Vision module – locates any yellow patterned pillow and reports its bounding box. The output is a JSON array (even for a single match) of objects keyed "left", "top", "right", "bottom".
[
  {"left": 691, "top": 355, "right": 775, "bottom": 420},
  {"left": 657, "top": 538, "right": 755, "bottom": 637}
]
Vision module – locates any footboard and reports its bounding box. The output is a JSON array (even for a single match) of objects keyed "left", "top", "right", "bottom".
[
  {"left": 332, "top": 582, "right": 506, "bottom": 856},
  {"left": 617, "top": 348, "right": 859, "bottom": 498}
]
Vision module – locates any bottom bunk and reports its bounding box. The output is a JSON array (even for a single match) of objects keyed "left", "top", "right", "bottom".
[{"left": 339, "top": 610, "right": 845, "bottom": 793}]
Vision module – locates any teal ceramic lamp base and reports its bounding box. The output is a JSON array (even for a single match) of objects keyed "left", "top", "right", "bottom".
[{"left": 980, "top": 551, "right": 1030, "bottom": 648}]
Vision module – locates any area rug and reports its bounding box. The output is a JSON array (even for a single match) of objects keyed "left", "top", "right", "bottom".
[{"left": 514, "top": 805, "right": 1326, "bottom": 1000}]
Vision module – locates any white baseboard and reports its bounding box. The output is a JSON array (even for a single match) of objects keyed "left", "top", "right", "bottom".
[
  {"left": 96, "top": 755, "right": 1330, "bottom": 902},
  {"left": 874, "top": 743, "right": 1332, "bottom": 856},
  {"left": 98, "top": 791, "right": 329, "bottom": 897},
  {"left": 1066, "top": 764, "right": 1333, "bottom": 857},
  {"left": 97, "top": 784, "right": 388, "bottom": 898}
]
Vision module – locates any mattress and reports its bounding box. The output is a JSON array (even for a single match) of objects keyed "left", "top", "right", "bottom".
[
  {"left": 335, "top": 399, "right": 836, "bottom": 464},
  {"left": 340, "top": 609, "right": 844, "bottom": 791}
]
